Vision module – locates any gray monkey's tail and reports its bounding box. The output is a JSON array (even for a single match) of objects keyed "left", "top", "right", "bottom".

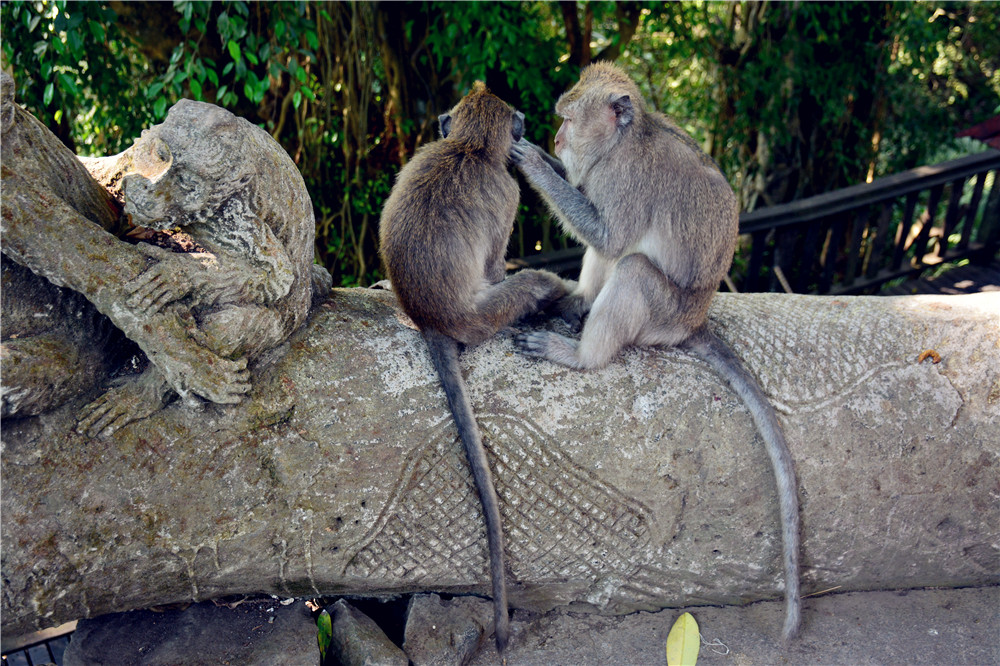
[
  {"left": 422, "top": 328, "right": 511, "bottom": 655},
  {"left": 682, "top": 326, "right": 802, "bottom": 640}
]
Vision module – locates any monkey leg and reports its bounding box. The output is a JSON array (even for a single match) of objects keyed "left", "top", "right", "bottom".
[
  {"left": 455, "top": 268, "right": 568, "bottom": 345},
  {"left": 196, "top": 303, "right": 293, "bottom": 361},
  {"left": 517, "top": 253, "right": 691, "bottom": 370},
  {"left": 76, "top": 366, "right": 175, "bottom": 439},
  {"left": 73, "top": 302, "right": 286, "bottom": 439},
  {"left": 550, "top": 247, "right": 612, "bottom": 329},
  {"left": 1, "top": 334, "right": 110, "bottom": 418}
]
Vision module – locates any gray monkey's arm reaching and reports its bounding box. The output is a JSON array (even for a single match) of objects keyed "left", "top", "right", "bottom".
[{"left": 511, "top": 139, "right": 625, "bottom": 257}]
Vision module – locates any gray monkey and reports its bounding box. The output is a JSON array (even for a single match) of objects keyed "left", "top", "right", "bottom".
[
  {"left": 379, "top": 81, "right": 568, "bottom": 655},
  {"left": 511, "top": 62, "right": 801, "bottom": 640}
]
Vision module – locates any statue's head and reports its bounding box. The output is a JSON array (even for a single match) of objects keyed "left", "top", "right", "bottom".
[{"left": 122, "top": 100, "right": 257, "bottom": 230}]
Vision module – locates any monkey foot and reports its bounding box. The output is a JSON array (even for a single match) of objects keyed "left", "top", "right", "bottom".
[
  {"left": 76, "top": 370, "right": 173, "bottom": 439},
  {"left": 515, "top": 330, "right": 579, "bottom": 360}
]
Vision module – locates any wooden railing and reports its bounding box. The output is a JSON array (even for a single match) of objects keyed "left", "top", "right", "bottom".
[{"left": 509, "top": 149, "right": 1000, "bottom": 295}]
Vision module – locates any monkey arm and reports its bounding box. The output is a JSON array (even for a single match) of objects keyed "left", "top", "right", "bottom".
[
  {"left": 532, "top": 142, "right": 568, "bottom": 180},
  {"left": 190, "top": 212, "right": 295, "bottom": 307},
  {"left": 511, "top": 139, "right": 622, "bottom": 256}
]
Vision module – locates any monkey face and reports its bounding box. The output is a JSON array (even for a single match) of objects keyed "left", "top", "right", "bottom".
[
  {"left": 119, "top": 101, "right": 253, "bottom": 231},
  {"left": 121, "top": 134, "right": 210, "bottom": 231}
]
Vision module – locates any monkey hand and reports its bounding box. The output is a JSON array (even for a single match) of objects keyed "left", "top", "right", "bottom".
[
  {"left": 127, "top": 246, "right": 227, "bottom": 315},
  {"left": 510, "top": 138, "right": 543, "bottom": 167},
  {"left": 550, "top": 293, "right": 590, "bottom": 332},
  {"left": 511, "top": 138, "right": 567, "bottom": 180}
]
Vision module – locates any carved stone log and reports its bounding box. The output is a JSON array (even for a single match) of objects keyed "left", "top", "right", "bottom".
[{"left": 2, "top": 288, "right": 998, "bottom": 637}]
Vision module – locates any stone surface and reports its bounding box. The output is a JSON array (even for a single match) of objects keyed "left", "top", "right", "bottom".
[
  {"left": 329, "top": 599, "right": 408, "bottom": 666},
  {"left": 469, "top": 585, "right": 1000, "bottom": 665},
  {"left": 403, "top": 594, "right": 494, "bottom": 665},
  {"left": 2, "top": 288, "right": 998, "bottom": 639},
  {"left": 61, "top": 598, "right": 318, "bottom": 666}
]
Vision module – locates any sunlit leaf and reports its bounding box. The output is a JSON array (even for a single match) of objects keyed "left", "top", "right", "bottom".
[
  {"left": 43, "top": 82, "right": 54, "bottom": 107},
  {"left": 666, "top": 612, "right": 699, "bottom": 666},
  {"left": 317, "top": 609, "right": 332, "bottom": 661},
  {"left": 227, "top": 39, "right": 241, "bottom": 62}
]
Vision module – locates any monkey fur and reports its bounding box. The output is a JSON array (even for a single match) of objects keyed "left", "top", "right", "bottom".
[
  {"left": 512, "top": 62, "right": 801, "bottom": 640},
  {"left": 379, "top": 81, "right": 568, "bottom": 655}
]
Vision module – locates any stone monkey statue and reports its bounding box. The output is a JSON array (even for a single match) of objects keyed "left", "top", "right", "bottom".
[
  {"left": 1, "top": 71, "right": 329, "bottom": 433},
  {"left": 379, "top": 81, "right": 568, "bottom": 655},
  {"left": 77, "top": 99, "right": 331, "bottom": 437},
  {"left": 511, "top": 62, "right": 802, "bottom": 639},
  {"left": 1, "top": 72, "right": 249, "bottom": 418}
]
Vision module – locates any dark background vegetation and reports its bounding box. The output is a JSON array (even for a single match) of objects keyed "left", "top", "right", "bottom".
[{"left": 3, "top": 1, "right": 998, "bottom": 287}]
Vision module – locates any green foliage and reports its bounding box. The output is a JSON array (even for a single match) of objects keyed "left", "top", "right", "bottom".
[
  {"left": 3, "top": 0, "right": 995, "bottom": 284},
  {"left": 151, "top": 1, "right": 319, "bottom": 118},
  {"left": 624, "top": 1, "right": 1000, "bottom": 208},
  {"left": 1, "top": 0, "right": 156, "bottom": 154}
]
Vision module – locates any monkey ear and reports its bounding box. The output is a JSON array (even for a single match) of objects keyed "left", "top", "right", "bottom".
[
  {"left": 438, "top": 113, "right": 451, "bottom": 138},
  {"left": 511, "top": 111, "right": 525, "bottom": 143},
  {"left": 611, "top": 95, "right": 634, "bottom": 130}
]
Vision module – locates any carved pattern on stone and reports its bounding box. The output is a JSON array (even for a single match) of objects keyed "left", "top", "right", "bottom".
[
  {"left": 710, "top": 294, "right": 913, "bottom": 412},
  {"left": 343, "top": 415, "right": 653, "bottom": 588}
]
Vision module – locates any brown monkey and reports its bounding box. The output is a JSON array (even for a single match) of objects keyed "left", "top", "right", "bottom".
[
  {"left": 511, "top": 62, "right": 802, "bottom": 639},
  {"left": 379, "top": 82, "right": 568, "bottom": 655}
]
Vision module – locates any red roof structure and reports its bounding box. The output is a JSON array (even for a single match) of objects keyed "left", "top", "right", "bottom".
[{"left": 957, "top": 115, "right": 1000, "bottom": 149}]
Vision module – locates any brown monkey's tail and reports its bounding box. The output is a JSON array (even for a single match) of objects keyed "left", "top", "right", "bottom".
[
  {"left": 422, "top": 328, "right": 511, "bottom": 655},
  {"left": 682, "top": 326, "right": 802, "bottom": 640}
]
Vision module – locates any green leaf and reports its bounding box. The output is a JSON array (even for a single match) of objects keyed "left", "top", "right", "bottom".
[
  {"left": 87, "top": 20, "right": 106, "bottom": 43},
  {"left": 58, "top": 73, "right": 80, "bottom": 98},
  {"left": 666, "top": 612, "right": 699, "bottom": 666},
  {"left": 189, "top": 77, "right": 202, "bottom": 100},
  {"left": 153, "top": 96, "right": 167, "bottom": 119},
  {"left": 227, "top": 39, "right": 241, "bottom": 62},
  {"left": 293, "top": 90, "right": 302, "bottom": 109},
  {"left": 317, "top": 609, "right": 332, "bottom": 661},
  {"left": 43, "top": 82, "right": 54, "bottom": 107}
]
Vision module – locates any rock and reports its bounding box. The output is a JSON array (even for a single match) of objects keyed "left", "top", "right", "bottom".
[
  {"left": 403, "top": 594, "right": 494, "bottom": 665},
  {"left": 329, "top": 599, "right": 408, "bottom": 666},
  {"left": 2, "top": 288, "right": 998, "bottom": 639},
  {"left": 61, "top": 598, "right": 318, "bottom": 666}
]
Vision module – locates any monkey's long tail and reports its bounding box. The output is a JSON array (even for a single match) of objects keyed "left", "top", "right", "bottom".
[
  {"left": 422, "top": 328, "right": 511, "bottom": 655},
  {"left": 682, "top": 327, "right": 801, "bottom": 640}
]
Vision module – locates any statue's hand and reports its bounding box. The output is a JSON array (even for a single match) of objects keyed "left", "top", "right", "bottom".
[
  {"left": 126, "top": 246, "right": 197, "bottom": 315},
  {"left": 127, "top": 245, "right": 228, "bottom": 315}
]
